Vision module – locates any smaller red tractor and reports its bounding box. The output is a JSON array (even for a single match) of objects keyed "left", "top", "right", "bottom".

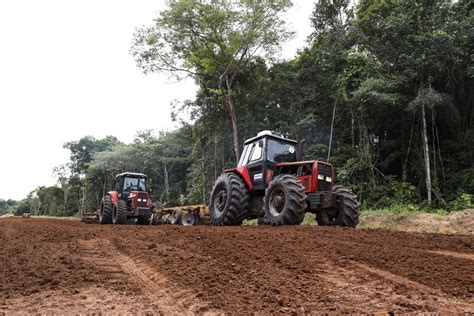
[
  {"left": 99, "top": 172, "right": 152, "bottom": 225},
  {"left": 209, "top": 131, "right": 361, "bottom": 227}
]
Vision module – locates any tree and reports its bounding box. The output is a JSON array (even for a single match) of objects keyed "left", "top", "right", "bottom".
[
  {"left": 354, "top": 0, "right": 468, "bottom": 204},
  {"left": 131, "top": 0, "right": 293, "bottom": 161},
  {"left": 64, "top": 136, "right": 121, "bottom": 175},
  {"left": 53, "top": 164, "right": 71, "bottom": 216}
]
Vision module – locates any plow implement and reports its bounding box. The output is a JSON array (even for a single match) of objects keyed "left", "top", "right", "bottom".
[
  {"left": 81, "top": 204, "right": 209, "bottom": 226},
  {"left": 81, "top": 211, "right": 98, "bottom": 223},
  {"left": 150, "top": 204, "right": 209, "bottom": 226}
]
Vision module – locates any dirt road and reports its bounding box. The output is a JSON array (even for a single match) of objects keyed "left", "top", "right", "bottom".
[{"left": 0, "top": 217, "right": 473, "bottom": 314}]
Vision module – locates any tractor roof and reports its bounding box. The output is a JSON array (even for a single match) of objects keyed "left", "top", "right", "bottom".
[
  {"left": 244, "top": 130, "right": 298, "bottom": 145},
  {"left": 115, "top": 172, "right": 147, "bottom": 179}
]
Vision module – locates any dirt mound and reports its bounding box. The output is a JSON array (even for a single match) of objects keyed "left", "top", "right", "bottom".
[{"left": 0, "top": 217, "right": 473, "bottom": 313}]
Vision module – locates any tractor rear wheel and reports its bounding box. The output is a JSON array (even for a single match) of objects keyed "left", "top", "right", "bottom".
[
  {"left": 264, "top": 175, "right": 306, "bottom": 226},
  {"left": 316, "top": 185, "right": 360, "bottom": 227},
  {"left": 99, "top": 195, "right": 113, "bottom": 224},
  {"left": 112, "top": 200, "right": 127, "bottom": 224},
  {"left": 209, "top": 173, "right": 249, "bottom": 226}
]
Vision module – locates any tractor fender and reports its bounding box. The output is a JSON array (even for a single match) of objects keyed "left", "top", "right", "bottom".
[
  {"left": 224, "top": 167, "right": 253, "bottom": 190},
  {"left": 107, "top": 191, "right": 119, "bottom": 205}
]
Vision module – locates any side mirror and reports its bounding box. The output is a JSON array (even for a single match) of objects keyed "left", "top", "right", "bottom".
[{"left": 258, "top": 139, "right": 264, "bottom": 148}]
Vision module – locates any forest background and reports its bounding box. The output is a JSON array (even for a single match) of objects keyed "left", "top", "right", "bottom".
[{"left": 2, "top": 0, "right": 472, "bottom": 217}]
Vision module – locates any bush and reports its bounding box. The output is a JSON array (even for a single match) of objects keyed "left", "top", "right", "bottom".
[{"left": 448, "top": 193, "right": 473, "bottom": 211}]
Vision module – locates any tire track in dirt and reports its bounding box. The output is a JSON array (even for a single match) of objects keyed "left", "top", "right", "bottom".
[
  {"left": 427, "top": 250, "right": 474, "bottom": 261},
  {"left": 78, "top": 238, "right": 213, "bottom": 314},
  {"left": 294, "top": 234, "right": 473, "bottom": 298},
  {"left": 354, "top": 262, "right": 474, "bottom": 312},
  {"left": 297, "top": 251, "right": 474, "bottom": 313}
]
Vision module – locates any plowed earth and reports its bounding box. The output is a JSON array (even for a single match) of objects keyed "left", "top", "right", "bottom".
[{"left": 0, "top": 218, "right": 473, "bottom": 314}]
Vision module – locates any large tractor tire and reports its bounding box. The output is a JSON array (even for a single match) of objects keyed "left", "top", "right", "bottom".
[
  {"left": 99, "top": 195, "right": 113, "bottom": 224},
  {"left": 316, "top": 185, "right": 360, "bottom": 227},
  {"left": 264, "top": 175, "right": 306, "bottom": 226},
  {"left": 209, "top": 173, "right": 249, "bottom": 226},
  {"left": 112, "top": 200, "right": 128, "bottom": 225}
]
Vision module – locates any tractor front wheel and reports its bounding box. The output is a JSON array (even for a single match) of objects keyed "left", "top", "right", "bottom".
[
  {"left": 316, "top": 185, "right": 360, "bottom": 227},
  {"left": 112, "top": 200, "right": 127, "bottom": 224},
  {"left": 264, "top": 175, "right": 306, "bottom": 226},
  {"left": 99, "top": 195, "right": 113, "bottom": 224},
  {"left": 209, "top": 173, "right": 249, "bottom": 226}
]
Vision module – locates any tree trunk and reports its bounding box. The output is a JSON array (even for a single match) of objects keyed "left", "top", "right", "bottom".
[
  {"left": 163, "top": 163, "right": 170, "bottom": 197},
  {"left": 225, "top": 96, "right": 241, "bottom": 162},
  {"left": 102, "top": 175, "right": 107, "bottom": 198},
  {"left": 421, "top": 103, "right": 432, "bottom": 205},
  {"left": 403, "top": 115, "right": 415, "bottom": 182},
  {"left": 202, "top": 152, "right": 206, "bottom": 204},
  {"left": 351, "top": 107, "right": 356, "bottom": 150},
  {"left": 63, "top": 186, "right": 69, "bottom": 217},
  {"left": 221, "top": 74, "right": 241, "bottom": 163},
  {"left": 327, "top": 96, "right": 338, "bottom": 161},
  {"left": 362, "top": 126, "right": 376, "bottom": 188},
  {"left": 213, "top": 133, "right": 217, "bottom": 181}
]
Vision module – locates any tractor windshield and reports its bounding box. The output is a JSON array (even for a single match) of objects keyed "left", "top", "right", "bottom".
[
  {"left": 267, "top": 139, "right": 297, "bottom": 163},
  {"left": 123, "top": 177, "right": 146, "bottom": 192}
]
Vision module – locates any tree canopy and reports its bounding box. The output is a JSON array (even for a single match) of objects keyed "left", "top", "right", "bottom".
[{"left": 131, "top": 0, "right": 293, "bottom": 161}]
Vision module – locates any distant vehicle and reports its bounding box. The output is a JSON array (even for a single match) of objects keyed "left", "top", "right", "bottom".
[
  {"left": 22, "top": 212, "right": 31, "bottom": 218},
  {"left": 98, "top": 172, "right": 152, "bottom": 225}
]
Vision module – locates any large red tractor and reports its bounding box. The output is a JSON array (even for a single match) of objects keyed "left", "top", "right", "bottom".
[
  {"left": 209, "top": 131, "right": 361, "bottom": 227},
  {"left": 99, "top": 172, "right": 152, "bottom": 225}
]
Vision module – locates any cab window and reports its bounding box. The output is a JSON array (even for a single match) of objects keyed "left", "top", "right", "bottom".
[
  {"left": 123, "top": 177, "right": 146, "bottom": 191},
  {"left": 267, "top": 139, "right": 296, "bottom": 163},
  {"left": 249, "top": 141, "right": 263, "bottom": 162},
  {"left": 238, "top": 143, "right": 253, "bottom": 167}
]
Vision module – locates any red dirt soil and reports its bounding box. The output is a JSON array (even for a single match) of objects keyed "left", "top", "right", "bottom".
[{"left": 0, "top": 217, "right": 473, "bottom": 314}]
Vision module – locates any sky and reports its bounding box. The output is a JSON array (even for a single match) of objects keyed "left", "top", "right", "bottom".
[{"left": 0, "top": 0, "right": 314, "bottom": 201}]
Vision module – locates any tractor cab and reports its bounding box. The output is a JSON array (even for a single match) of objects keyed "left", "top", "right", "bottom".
[
  {"left": 115, "top": 172, "right": 147, "bottom": 197},
  {"left": 234, "top": 130, "right": 300, "bottom": 191},
  {"left": 238, "top": 130, "right": 298, "bottom": 166}
]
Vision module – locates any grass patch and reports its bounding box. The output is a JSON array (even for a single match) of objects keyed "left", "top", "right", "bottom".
[
  {"left": 302, "top": 213, "right": 316, "bottom": 225},
  {"left": 242, "top": 219, "right": 258, "bottom": 226}
]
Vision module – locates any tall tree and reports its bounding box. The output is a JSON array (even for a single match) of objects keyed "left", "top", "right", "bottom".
[
  {"left": 354, "top": 0, "right": 465, "bottom": 204},
  {"left": 131, "top": 0, "right": 293, "bottom": 161}
]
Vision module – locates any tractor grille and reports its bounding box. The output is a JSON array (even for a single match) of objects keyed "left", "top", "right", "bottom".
[
  {"left": 138, "top": 193, "right": 148, "bottom": 207},
  {"left": 317, "top": 163, "right": 333, "bottom": 192}
]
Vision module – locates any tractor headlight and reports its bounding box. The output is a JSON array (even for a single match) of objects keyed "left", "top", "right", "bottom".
[
  {"left": 318, "top": 174, "right": 324, "bottom": 180},
  {"left": 325, "top": 176, "right": 332, "bottom": 182}
]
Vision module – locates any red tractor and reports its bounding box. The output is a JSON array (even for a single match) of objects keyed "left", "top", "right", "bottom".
[
  {"left": 209, "top": 131, "right": 361, "bottom": 227},
  {"left": 99, "top": 172, "right": 152, "bottom": 225}
]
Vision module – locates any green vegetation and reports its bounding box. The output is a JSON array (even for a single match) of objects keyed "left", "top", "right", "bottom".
[
  {"left": 10, "top": 0, "right": 473, "bottom": 217},
  {"left": 0, "top": 199, "right": 19, "bottom": 216}
]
